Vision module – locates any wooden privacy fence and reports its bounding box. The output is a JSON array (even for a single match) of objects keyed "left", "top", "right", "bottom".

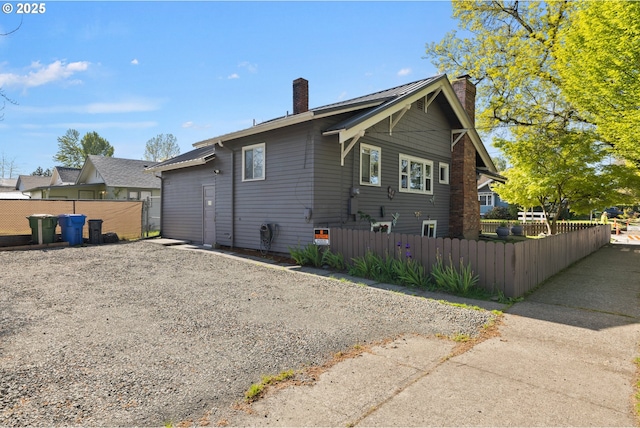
[
  {"left": 329, "top": 225, "right": 611, "bottom": 298},
  {"left": 0, "top": 199, "right": 143, "bottom": 241}
]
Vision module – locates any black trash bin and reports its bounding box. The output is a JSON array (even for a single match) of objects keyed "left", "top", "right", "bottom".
[{"left": 88, "top": 219, "right": 103, "bottom": 244}]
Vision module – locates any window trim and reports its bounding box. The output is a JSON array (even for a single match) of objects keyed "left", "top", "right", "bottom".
[
  {"left": 439, "top": 162, "right": 450, "bottom": 185},
  {"left": 242, "top": 143, "right": 266, "bottom": 182},
  {"left": 398, "top": 153, "right": 433, "bottom": 195},
  {"left": 421, "top": 220, "right": 437, "bottom": 238},
  {"left": 479, "top": 192, "right": 494, "bottom": 207},
  {"left": 359, "top": 143, "right": 381, "bottom": 187}
]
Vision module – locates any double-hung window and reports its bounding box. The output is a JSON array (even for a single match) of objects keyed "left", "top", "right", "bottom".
[
  {"left": 360, "top": 144, "right": 381, "bottom": 186},
  {"left": 242, "top": 143, "right": 265, "bottom": 181},
  {"left": 479, "top": 193, "right": 493, "bottom": 206},
  {"left": 399, "top": 154, "right": 433, "bottom": 194}
]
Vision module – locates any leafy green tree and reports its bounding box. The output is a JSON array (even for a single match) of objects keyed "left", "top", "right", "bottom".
[
  {"left": 143, "top": 133, "right": 180, "bottom": 162},
  {"left": 491, "top": 156, "right": 507, "bottom": 173},
  {"left": 53, "top": 129, "right": 114, "bottom": 168},
  {"left": 426, "top": 1, "right": 579, "bottom": 133},
  {"left": 81, "top": 131, "right": 114, "bottom": 159},
  {"left": 31, "top": 166, "right": 52, "bottom": 177},
  {"left": 53, "top": 129, "right": 82, "bottom": 167},
  {"left": 556, "top": 0, "right": 640, "bottom": 165},
  {"left": 425, "top": 1, "right": 639, "bottom": 233},
  {"left": 492, "top": 126, "right": 639, "bottom": 234}
]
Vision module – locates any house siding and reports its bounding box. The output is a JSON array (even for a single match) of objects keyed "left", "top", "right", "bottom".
[
  {"left": 161, "top": 164, "right": 216, "bottom": 243},
  {"left": 219, "top": 122, "right": 314, "bottom": 253},
  {"left": 158, "top": 83, "right": 482, "bottom": 252},
  {"left": 311, "top": 99, "right": 453, "bottom": 238}
]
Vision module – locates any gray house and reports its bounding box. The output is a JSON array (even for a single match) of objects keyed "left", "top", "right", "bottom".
[{"left": 148, "top": 74, "right": 497, "bottom": 253}]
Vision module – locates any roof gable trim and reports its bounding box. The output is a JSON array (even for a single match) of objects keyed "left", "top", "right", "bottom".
[{"left": 145, "top": 154, "right": 216, "bottom": 172}]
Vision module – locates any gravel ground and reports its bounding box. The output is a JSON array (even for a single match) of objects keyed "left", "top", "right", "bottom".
[{"left": 1, "top": 240, "right": 495, "bottom": 426}]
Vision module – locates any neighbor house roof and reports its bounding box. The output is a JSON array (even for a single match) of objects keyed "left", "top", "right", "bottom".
[
  {"left": 160, "top": 74, "right": 497, "bottom": 173},
  {"left": 78, "top": 155, "right": 160, "bottom": 188},
  {"left": 16, "top": 175, "right": 51, "bottom": 192},
  {"left": 53, "top": 166, "right": 81, "bottom": 184},
  {"left": 146, "top": 146, "right": 216, "bottom": 173}
]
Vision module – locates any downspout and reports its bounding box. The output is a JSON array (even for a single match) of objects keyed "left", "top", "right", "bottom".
[
  {"left": 215, "top": 140, "right": 235, "bottom": 248},
  {"left": 230, "top": 149, "right": 235, "bottom": 249}
]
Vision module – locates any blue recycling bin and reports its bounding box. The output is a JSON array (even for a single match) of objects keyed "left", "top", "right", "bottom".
[{"left": 58, "top": 214, "right": 86, "bottom": 246}]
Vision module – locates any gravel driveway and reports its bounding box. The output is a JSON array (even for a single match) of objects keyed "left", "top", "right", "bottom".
[{"left": 1, "top": 240, "right": 494, "bottom": 426}]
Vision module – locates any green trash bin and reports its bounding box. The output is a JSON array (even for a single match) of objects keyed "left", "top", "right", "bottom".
[{"left": 27, "top": 214, "right": 58, "bottom": 244}]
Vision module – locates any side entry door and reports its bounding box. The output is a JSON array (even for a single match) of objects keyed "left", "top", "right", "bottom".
[{"left": 203, "top": 185, "right": 216, "bottom": 246}]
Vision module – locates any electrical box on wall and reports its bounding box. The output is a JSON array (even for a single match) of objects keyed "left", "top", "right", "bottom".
[
  {"left": 313, "top": 228, "right": 330, "bottom": 245},
  {"left": 348, "top": 198, "right": 358, "bottom": 216}
]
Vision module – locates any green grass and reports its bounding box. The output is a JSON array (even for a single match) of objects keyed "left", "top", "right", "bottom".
[{"left": 245, "top": 370, "right": 295, "bottom": 402}]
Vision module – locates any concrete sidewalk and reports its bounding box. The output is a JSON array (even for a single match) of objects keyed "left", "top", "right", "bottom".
[{"left": 224, "top": 243, "right": 640, "bottom": 427}]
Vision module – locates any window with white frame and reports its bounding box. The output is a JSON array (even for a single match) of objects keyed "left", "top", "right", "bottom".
[
  {"left": 479, "top": 193, "right": 494, "bottom": 206},
  {"left": 439, "top": 162, "right": 449, "bottom": 184},
  {"left": 360, "top": 143, "right": 381, "bottom": 186},
  {"left": 242, "top": 143, "right": 265, "bottom": 181},
  {"left": 399, "top": 154, "right": 433, "bottom": 194},
  {"left": 422, "top": 220, "right": 437, "bottom": 238}
]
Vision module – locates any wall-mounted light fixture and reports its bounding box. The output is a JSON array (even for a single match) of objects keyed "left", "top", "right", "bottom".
[{"left": 213, "top": 169, "right": 221, "bottom": 175}]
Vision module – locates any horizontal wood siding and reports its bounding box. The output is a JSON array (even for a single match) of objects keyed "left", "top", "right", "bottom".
[
  {"left": 330, "top": 225, "right": 610, "bottom": 297},
  {"left": 228, "top": 122, "right": 314, "bottom": 253},
  {"left": 161, "top": 164, "right": 216, "bottom": 244},
  {"left": 313, "top": 100, "right": 453, "bottom": 238}
]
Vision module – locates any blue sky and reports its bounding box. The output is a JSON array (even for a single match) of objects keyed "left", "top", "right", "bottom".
[{"left": 1, "top": 1, "right": 470, "bottom": 176}]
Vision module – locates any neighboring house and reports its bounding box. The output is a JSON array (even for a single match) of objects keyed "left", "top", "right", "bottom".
[
  {"left": 14, "top": 176, "right": 49, "bottom": 198},
  {"left": 50, "top": 166, "right": 81, "bottom": 186},
  {"left": 477, "top": 174, "right": 508, "bottom": 217},
  {"left": 24, "top": 156, "right": 160, "bottom": 200},
  {"left": 0, "top": 178, "right": 29, "bottom": 199},
  {"left": 147, "top": 74, "right": 498, "bottom": 253}
]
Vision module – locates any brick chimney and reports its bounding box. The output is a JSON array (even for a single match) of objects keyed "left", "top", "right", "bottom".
[
  {"left": 293, "top": 78, "right": 309, "bottom": 114},
  {"left": 449, "top": 75, "right": 480, "bottom": 240}
]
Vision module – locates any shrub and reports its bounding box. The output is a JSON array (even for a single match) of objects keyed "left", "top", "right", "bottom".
[
  {"left": 483, "top": 206, "right": 512, "bottom": 220},
  {"left": 430, "top": 254, "right": 481, "bottom": 296},
  {"left": 288, "top": 243, "right": 322, "bottom": 267},
  {"left": 347, "top": 243, "right": 430, "bottom": 289},
  {"left": 321, "top": 248, "right": 346, "bottom": 270},
  {"left": 348, "top": 251, "right": 384, "bottom": 279}
]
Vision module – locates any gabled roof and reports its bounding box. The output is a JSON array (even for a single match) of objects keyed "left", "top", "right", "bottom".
[
  {"left": 145, "top": 146, "right": 216, "bottom": 173},
  {"left": 16, "top": 175, "right": 50, "bottom": 192},
  {"left": 53, "top": 166, "right": 81, "bottom": 184},
  {"left": 78, "top": 155, "right": 160, "bottom": 188},
  {"left": 178, "top": 74, "right": 497, "bottom": 173}
]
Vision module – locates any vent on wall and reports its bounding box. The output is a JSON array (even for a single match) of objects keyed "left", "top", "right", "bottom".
[{"left": 416, "top": 97, "right": 425, "bottom": 112}]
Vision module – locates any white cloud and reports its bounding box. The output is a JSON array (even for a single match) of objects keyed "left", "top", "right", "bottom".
[
  {"left": 16, "top": 98, "right": 163, "bottom": 114},
  {"left": 227, "top": 73, "right": 240, "bottom": 80},
  {"left": 0, "top": 60, "right": 91, "bottom": 88},
  {"left": 397, "top": 68, "right": 412, "bottom": 77},
  {"left": 238, "top": 61, "right": 258, "bottom": 73},
  {"left": 131, "top": 59, "right": 139, "bottom": 65},
  {"left": 54, "top": 121, "right": 158, "bottom": 130},
  {"left": 182, "top": 121, "right": 210, "bottom": 130},
  {"left": 85, "top": 100, "right": 159, "bottom": 114}
]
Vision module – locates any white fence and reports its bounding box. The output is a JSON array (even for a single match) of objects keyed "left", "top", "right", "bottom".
[{"left": 518, "top": 211, "right": 547, "bottom": 222}]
